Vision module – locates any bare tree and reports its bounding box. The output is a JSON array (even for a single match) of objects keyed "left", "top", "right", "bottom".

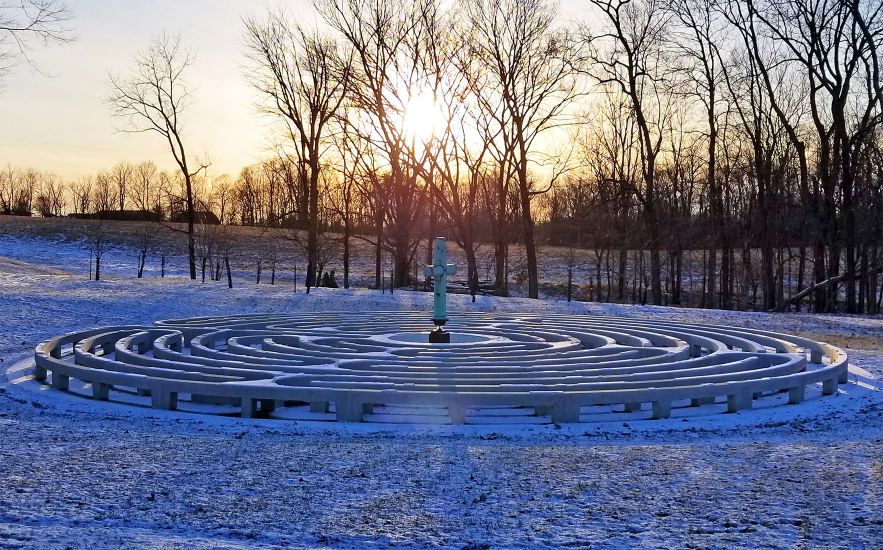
[
  {"left": 464, "top": 0, "right": 583, "bottom": 299},
  {"left": 91, "top": 170, "right": 115, "bottom": 213},
  {"left": 429, "top": 54, "right": 495, "bottom": 297},
  {"left": 581, "top": 0, "right": 676, "bottom": 305},
  {"left": 15, "top": 167, "right": 37, "bottom": 214},
  {"left": 131, "top": 160, "right": 161, "bottom": 217},
  {"left": 106, "top": 32, "right": 209, "bottom": 280},
  {"left": 671, "top": 0, "right": 730, "bottom": 308},
  {"left": 0, "top": 0, "right": 72, "bottom": 84},
  {"left": 134, "top": 221, "right": 158, "bottom": 278},
  {"left": 317, "top": 0, "right": 436, "bottom": 288},
  {"left": 0, "top": 163, "right": 32, "bottom": 214},
  {"left": 327, "top": 111, "right": 368, "bottom": 289},
  {"left": 244, "top": 9, "right": 351, "bottom": 292},
  {"left": 210, "top": 173, "right": 235, "bottom": 224},
  {"left": 82, "top": 219, "right": 116, "bottom": 281},
  {"left": 736, "top": 0, "right": 883, "bottom": 312},
  {"left": 68, "top": 174, "right": 92, "bottom": 215},
  {"left": 34, "top": 171, "right": 64, "bottom": 216},
  {"left": 110, "top": 160, "right": 133, "bottom": 212}
]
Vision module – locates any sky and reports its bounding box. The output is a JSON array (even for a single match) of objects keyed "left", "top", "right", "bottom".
[
  {"left": 0, "top": 0, "right": 312, "bottom": 180},
  {"left": 0, "top": 0, "right": 592, "bottom": 182}
]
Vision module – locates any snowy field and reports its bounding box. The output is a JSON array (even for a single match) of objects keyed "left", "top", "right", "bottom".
[{"left": 0, "top": 235, "right": 882, "bottom": 549}]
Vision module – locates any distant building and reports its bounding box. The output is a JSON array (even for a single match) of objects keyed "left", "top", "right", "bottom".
[
  {"left": 69, "top": 210, "right": 162, "bottom": 222},
  {"left": 172, "top": 210, "right": 221, "bottom": 225}
]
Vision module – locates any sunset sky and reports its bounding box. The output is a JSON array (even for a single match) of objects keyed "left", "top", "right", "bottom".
[
  {"left": 0, "top": 0, "right": 311, "bottom": 180},
  {"left": 0, "top": 0, "right": 589, "bottom": 181}
]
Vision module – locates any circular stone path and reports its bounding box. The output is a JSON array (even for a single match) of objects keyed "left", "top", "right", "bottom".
[{"left": 31, "top": 312, "right": 849, "bottom": 424}]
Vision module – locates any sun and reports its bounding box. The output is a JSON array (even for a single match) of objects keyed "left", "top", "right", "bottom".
[{"left": 400, "top": 91, "right": 447, "bottom": 145}]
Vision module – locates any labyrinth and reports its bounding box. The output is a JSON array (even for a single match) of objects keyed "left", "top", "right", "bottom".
[{"left": 32, "top": 312, "right": 849, "bottom": 424}]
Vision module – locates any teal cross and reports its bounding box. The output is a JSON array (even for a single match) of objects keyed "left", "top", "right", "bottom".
[{"left": 424, "top": 237, "right": 457, "bottom": 324}]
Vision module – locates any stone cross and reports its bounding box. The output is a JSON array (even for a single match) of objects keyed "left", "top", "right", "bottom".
[{"left": 424, "top": 237, "right": 457, "bottom": 342}]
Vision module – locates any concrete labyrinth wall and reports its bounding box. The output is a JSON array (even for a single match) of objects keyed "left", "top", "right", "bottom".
[{"left": 32, "top": 312, "right": 849, "bottom": 424}]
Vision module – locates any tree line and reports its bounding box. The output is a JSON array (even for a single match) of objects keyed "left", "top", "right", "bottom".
[{"left": 3, "top": 0, "right": 883, "bottom": 313}]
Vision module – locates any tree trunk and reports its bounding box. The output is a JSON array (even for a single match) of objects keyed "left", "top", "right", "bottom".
[
  {"left": 595, "top": 251, "right": 602, "bottom": 302},
  {"left": 700, "top": 249, "right": 707, "bottom": 308},
  {"left": 762, "top": 243, "right": 775, "bottom": 311},
  {"left": 827, "top": 245, "right": 841, "bottom": 311},
  {"left": 646, "top": 208, "right": 662, "bottom": 305},
  {"left": 649, "top": 247, "right": 662, "bottom": 306},
  {"left": 618, "top": 248, "right": 628, "bottom": 300},
  {"left": 306, "top": 162, "right": 320, "bottom": 291},
  {"left": 343, "top": 223, "right": 351, "bottom": 289},
  {"left": 858, "top": 246, "right": 867, "bottom": 313},
  {"left": 675, "top": 249, "right": 682, "bottom": 305},
  {"left": 185, "top": 174, "right": 196, "bottom": 280},
  {"left": 706, "top": 246, "right": 715, "bottom": 310},
  {"left": 374, "top": 212, "right": 383, "bottom": 289},
  {"left": 494, "top": 167, "right": 508, "bottom": 296},
  {"left": 225, "top": 254, "right": 233, "bottom": 288},
  {"left": 741, "top": 243, "right": 752, "bottom": 311},
  {"left": 870, "top": 246, "right": 879, "bottom": 315},
  {"left": 394, "top": 244, "right": 409, "bottom": 289},
  {"left": 813, "top": 241, "right": 827, "bottom": 312},
  {"left": 465, "top": 245, "right": 478, "bottom": 298},
  {"left": 776, "top": 248, "right": 784, "bottom": 309},
  {"left": 796, "top": 245, "right": 806, "bottom": 312},
  {"left": 494, "top": 236, "right": 507, "bottom": 296}
]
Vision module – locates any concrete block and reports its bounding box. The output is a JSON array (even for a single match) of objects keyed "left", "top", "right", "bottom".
[
  {"left": 534, "top": 405, "right": 552, "bottom": 416},
  {"left": 335, "top": 396, "right": 364, "bottom": 422},
  {"left": 137, "top": 388, "right": 151, "bottom": 397},
  {"left": 551, "top": 401, "right": 580, "bottom": 423},
  {"left": 838, "top": 370, "right": 848, "bottom": 384},
  {"left": 788, "top": 385, "right": 805, "bottom": 404},
  {"left": 92, "top": 382, "right": 110, "bottom": 401},
  {"left": 34, "top": 365, "right": 47, "bottom": 381},
  {"left": 624, "top": 402, "right": 642, "bottom": 412},
  {"left": 727, "top": 392, "right": 752, "bottom": 413},
  {"left": 690, "top": 397, "right": 715, "bottom": 407},
  {"left": 652, "top": 400, "right": 671, "bottom": 419},
  {"left": 151, "top": 391, "right": 178, "bottom": 410},
  {"left": 362, "top": 403, "right": 375, "bottom": 415},
  {"left": 822, "top": 378, "right": 838, "bottom": 395},
  {"left": 692, "top": 344, "right": 703, "bottom": 357},
  {"left": 51, "top": 373, "right": 69, "bottom": 391},
  {"left": 310, "top": 401, "right": 329, "bottom": 413},
  {"left": 448, "top": 404, "right": 467, "bottom": 424},
  {"left": 241, "top": 397, "right": 258, "bottom": 418},
  {"left": 811, "top": 349, "right": 823, "bottom": 364}
]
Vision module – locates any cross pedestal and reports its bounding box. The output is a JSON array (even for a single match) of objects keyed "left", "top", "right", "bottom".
[{"left": 424, "top": 237, "right": 457, "bottom": 343}]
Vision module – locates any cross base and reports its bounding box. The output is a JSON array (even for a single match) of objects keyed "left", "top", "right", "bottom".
[{"left": 429, "top": 322, "right": 450, "bottom": 344}]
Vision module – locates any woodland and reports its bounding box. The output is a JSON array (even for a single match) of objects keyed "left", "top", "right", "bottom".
[{"left": 3, "top": 0, "right": 883, "bottom": 314}]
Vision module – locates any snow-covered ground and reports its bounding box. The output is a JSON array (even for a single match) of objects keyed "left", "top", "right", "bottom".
[{"left": 0, "top": 235, "right": 882, "bottom": 549}]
